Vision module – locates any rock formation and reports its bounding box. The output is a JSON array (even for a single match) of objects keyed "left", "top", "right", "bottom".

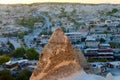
[
  {"left": 74, "top": 46, "right": 89, "bottom": 69},
  {"left": 30, "top": 28, "right": 82, "bottom": 80}
]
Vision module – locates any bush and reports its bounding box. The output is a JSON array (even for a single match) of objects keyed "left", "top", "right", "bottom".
[
  {"left": 99, "top": 38, "right": 106, "bottom": 43},
  {"left": 16, "top": 15, "right": 45, "bottom": 29},
  {"left": 88, "top": 58, "right": 95, "bottom": 62},
  {"left": 0, "top": 55, "right": 10, "bottom": 64},
  {"left": 14, "top": 69, "right": 32, "bottom": 80},
  {"left": 13, "top": 47, "right": 26, "bottom": 58},
  {"left": 0, "top": 70, "right": 13, "bottom": 80},
  {"left": 25, "top": 47, "right": 39, "bottom": 60},
  {"left": 97, "top": 58, "right": 107, "bottom": 62}
]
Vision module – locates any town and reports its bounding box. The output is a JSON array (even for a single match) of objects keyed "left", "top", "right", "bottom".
[{"left": 0, "top": 3, "right": 120, "bottom": 80}]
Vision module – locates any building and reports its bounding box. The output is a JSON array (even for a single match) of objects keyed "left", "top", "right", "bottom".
[
  {"left": 97, "top": 49, "right": 114, "bottom": 59},
  {"left": 65, "top": 32, "right": 83, "bottom": 43},
  {"left": 84, "top": 48, "right": 98, "bottom": 58},
  {"left": 105, "top": 20, "right": 120, "bottom": 27},
  {"left": 84, "top": 45, "right": 114, "bottom": 59},
  {"left": 99, "top": 43, "right": 111, "bottom": 49},
  {"left": 90, "top": 62, "right": 106, "bottom": 73},
  {"left": 85, "top": 36, "right": 99, "bottom": 48},
  {"left": 107, "top": 61, "right": 120, "bottom": 69}
]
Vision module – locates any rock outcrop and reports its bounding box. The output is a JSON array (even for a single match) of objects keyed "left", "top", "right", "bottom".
[
  {"left": 74, "top": 46, "right": 89, "bottom": 69},
  {"left": 30, "top": 28, "right": 82, "bottom": 80}
]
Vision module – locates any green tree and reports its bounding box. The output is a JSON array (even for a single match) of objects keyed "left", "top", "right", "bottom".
[
  {"left": 81, "top": 37, "right": 86, "bottom": 42},
  {"left": 0, "top": 70, "right": 13, "bottom": 80},
  {"left": 13, "top": 47, "right": 26, "bottom": 58},
  {"left": 16, "top": 15, "right": 45, "bottom": 29},
  {"left": 15, "top": 69, "right": 32, "bottom": 80},
  {"left": 59, "top": 7, "right": 67, "bottom": 18},
  {"left": 71, "top": 9, "right": 76, "bottom": 16},
  {"left": 112, "top": 8, "right": 119, "bottom": 13},
  {"left": 98, "top": 58, "right": 107, "bottom": 62},
  {"left": 26, "top": 47, "right": 39, "bottom": 60},
  {"left": 109, "top": 42, "right": 120, "bottom": 48},
  {"left": 99, "top": 38, "right": 106, "bottom": 43},
  {"left": 18, "top": 32, "right": 25, "bottom": 39},
  {"left": 0, "top": 55, "right": 10, "bottom": 64},
  {"left": 7, "top": 41, "right": 15, "bottom": 50},
  {"left": 88, "top": 58, "right": 94, "bottom": 62}
]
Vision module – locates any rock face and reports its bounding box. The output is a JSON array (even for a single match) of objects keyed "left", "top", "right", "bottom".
[
  {"left": 30, "top": 28, "right": 82, "bottom": 80},
  {"left": 74, "top": 47, "right": 89, "bottom": 69}
]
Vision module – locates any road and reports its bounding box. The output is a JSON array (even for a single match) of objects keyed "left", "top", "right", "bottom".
[{"left": 24, "top": 14, "right": 51, "bottom": 52}]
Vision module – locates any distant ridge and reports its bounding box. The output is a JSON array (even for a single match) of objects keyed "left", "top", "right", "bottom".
[{"left": 0, "top": 2, "right": 118, "bottom": 6}]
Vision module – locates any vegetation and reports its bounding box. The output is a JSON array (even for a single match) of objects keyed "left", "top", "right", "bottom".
[
  {"left": 25, "top": 47, "right": 39, "bottom": 60},
  {"left": 87, "top": 58, "right": 95, "bottom": 62},
  {"left": 18, "top": 32, "right": 26, "bottom": 39},
  {"left": 13, "top": 47, "right": 26, "bottom": 58},
  {"left": 61, "top": 27, "right": 66, "bottom": 32},
  {"left": 106, "top": 8, "right": 119, "bottom": 16},
  {"left": 97, "top": 58, "right": 107, "bottom": 62},
  {"left": 0, "top": 55, "right": 10, "bottom": 64},
  {"left": 81, "top": 37, "right": 86, "bottom": 42},
  {"left": 103, "top": 30, "right": 108, "bottom": 35},
  {"left": 109, "top": 42, "right": 120, "bottom": 48},
  {"left": 99, "top": 38, "right": 106, "bottom": 43},
  {"left": 7, "top": 40, "right": 15, "bottom": 50},
  {"left": 58, "top": 8, "right": 80, "bottom": 31},
  {"left": 59, "top": 7, "right": 67, "bottom": 18},
  {"left": 0, "top": 69, "right": 31, "bottom": 80},
  {"left": 13, "top": 47, "right": 39, "bottom": 60},
  {"left": 14, "top": 69, "right": 32, "bottom": 80},
  {"left": 40, "top": 31, "right": 52, "bottom": 35},
  {"left": 0, "top": 70, "right": 13, "bottom": 80},
  {"left": 116, "top": 24, "right": 120, "bottom": 28},
  {"left": 16, "top": 15, "right": 45, "bottom": 29},
  {"left": 84, "top": 46, "right": 89, "bottom": 49},
  {"left": 88, "top": 58, "right": 107, "bottom": 62}
]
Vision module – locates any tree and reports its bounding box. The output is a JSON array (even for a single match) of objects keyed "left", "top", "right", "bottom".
[
  {"left": 7, "top": 41, "right": 15, "bottom": 50},
  {"left": 81, "top": 37, "right": 86, "bottom": 42},
  {"left": 99, "top": 38, "right": 106, "bottom": 43},
  {"left": 26, "top": 47, "right": 39, "bottom": 60},
  {"left": 0, "top": 70, "right": 13, "bottom": 80},
  {"left": 71, "top": 9, "right": 76, "bottom": 16},
  {"left": 0, "top": 55, "right": 10, "bottom": 64},
  {"left": 15, "top": 69, "right": 32, "bottom": 80},
  {"left": 98, "top": 58, "right": 107, "bottom": 62},
  {"left": 59, "top": 7, "right": 67, "bottom": 18},
  {"left": 103, "top": 31, "right": 108, "bottom": 35},
  {"left": 109, "top": 42, "right": 120, "bottom": 48},
  {"left": 88, "top": 58, "right": 94, "bottom": 62},
  {"left": 16, "top": 15, "right": 45, "bottom": 29},
  {"left": 13, "top": 47, "right": 26, "bottom": 58},
  {"left": 18, "top": 32, "right": 25, "bottom": 39},
  {"left": 112, "top": 8, "right": 119, "bottom": 13}
]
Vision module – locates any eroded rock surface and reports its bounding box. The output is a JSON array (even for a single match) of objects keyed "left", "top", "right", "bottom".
[{"left": 30, "top": 28, "right": 82, "bottom": 80}]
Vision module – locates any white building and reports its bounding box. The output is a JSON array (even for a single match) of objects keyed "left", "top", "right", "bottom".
[
  {"left": 105, "top": 20, "right": 120, "bottom": 27},
  {"left": 85, "top": 36, "right": 99, "bottom": 48},
  {"left": 65, "top": 32, "right": 87, "bottom": 42}
]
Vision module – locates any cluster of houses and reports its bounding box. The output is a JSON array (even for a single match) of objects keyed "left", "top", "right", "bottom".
[
  {"left": 2, "top": 58, "right": 38, "bottom": 75},
  {"left": 89, "top": 61, "right": 120, "bottom": 74},
  {"left": 0, "top": 41, "right": 10, "bottom": 53}
]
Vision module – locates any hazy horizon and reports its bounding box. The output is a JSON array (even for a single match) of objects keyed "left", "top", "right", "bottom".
[{"left": 0, "top": 0, "right": 120, "bottom": 4}]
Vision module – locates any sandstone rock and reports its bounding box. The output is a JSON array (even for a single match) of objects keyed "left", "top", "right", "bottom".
[
  {"left": 30, "top": 28, "right": 82, "bottom": 80},
  {"left": 74, "top": 46, "right": 89, "bottom": 69}
]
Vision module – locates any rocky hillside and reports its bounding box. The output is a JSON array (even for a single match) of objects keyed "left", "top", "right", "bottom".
[{"left": 0, "top": 3, "right": 120, "bottom": 27}]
